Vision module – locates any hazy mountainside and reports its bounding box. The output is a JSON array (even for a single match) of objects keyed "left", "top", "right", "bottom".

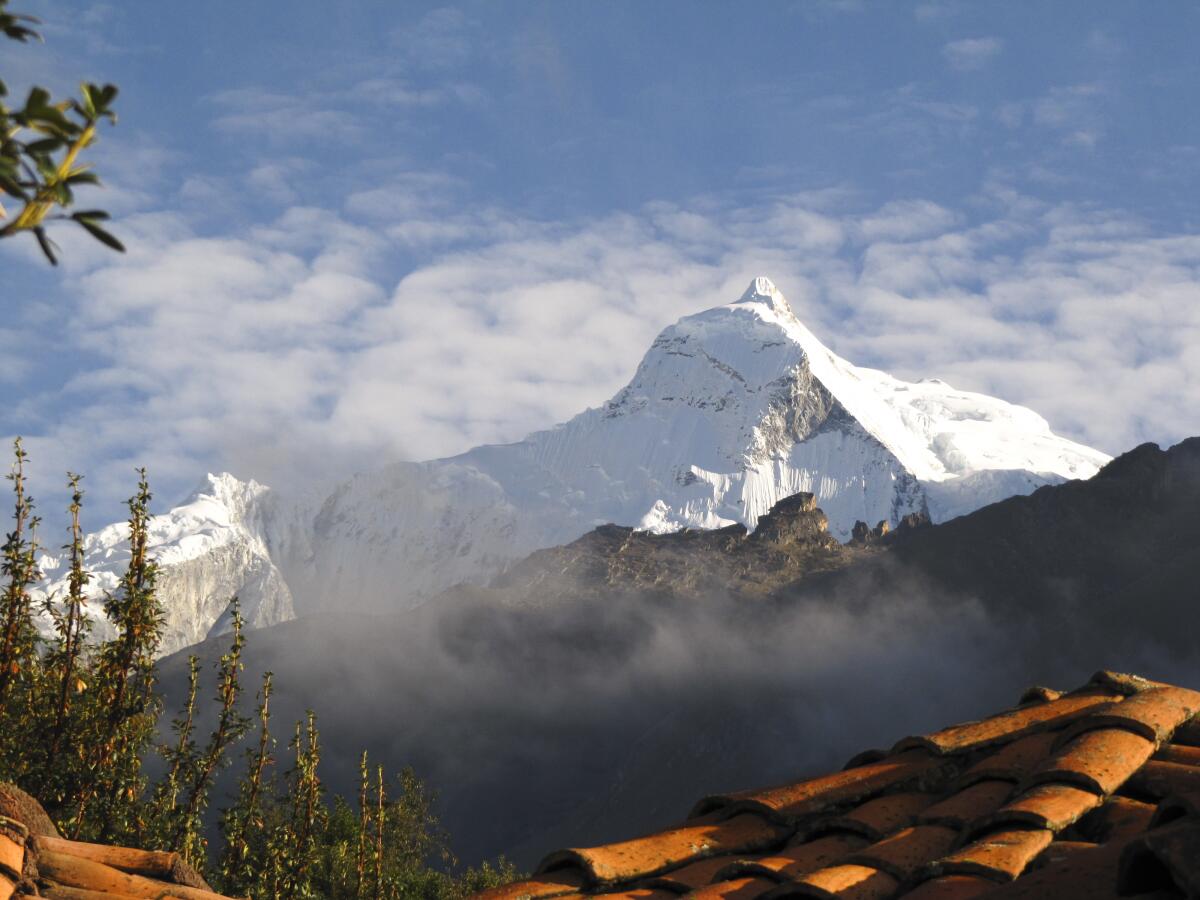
[
  {"left": 43, "top": 277, "right": 1108, "bottom": 655},
  {"left": 156, "top": 438, "right": 1200, "bottom": 869}
]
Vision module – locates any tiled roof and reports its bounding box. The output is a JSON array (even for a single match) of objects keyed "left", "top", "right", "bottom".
[
  {"left": 0, "top": 787, "right": 237, "bottom": 900},
  {"left": 476, "top": 671, "right": 1200, "bottom": 900}
]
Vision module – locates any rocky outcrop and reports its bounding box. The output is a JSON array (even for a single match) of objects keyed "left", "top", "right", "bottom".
[
  {"left": 849, "top": 519, "right": 890, "bottom": 545},
  {"left": 750, "top": 492, "right": 838, "bottom": 548}
]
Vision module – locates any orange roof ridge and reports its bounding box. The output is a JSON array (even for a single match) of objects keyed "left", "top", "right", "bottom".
[
  {"left": 475, "top": 671, "right": 1200, "bottom": 900},
  {"left": 0, "top": 794, "right": 241, "bottom": 900}
]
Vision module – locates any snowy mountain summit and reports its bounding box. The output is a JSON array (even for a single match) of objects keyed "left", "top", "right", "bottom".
[{"left": 39, "top": 277, "right": 1110, "bottom": 654}]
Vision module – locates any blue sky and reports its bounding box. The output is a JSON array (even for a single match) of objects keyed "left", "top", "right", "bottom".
[{"left": 3, "top": 0, "right": 1199, "bottom": 526}]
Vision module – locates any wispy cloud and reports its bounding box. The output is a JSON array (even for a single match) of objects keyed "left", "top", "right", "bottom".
[
  {"left": 389, "top": 7, "right": 479, "bottom": 70},
  {"left": 942, "top": 36, "right": 1003, "bottom": 71},
  {"left": 9, "top": 177, "right": 1197, "bottom": 527}
]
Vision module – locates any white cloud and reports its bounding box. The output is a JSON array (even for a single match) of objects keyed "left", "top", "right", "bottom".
[
  {"left": 942, "top": 37, "right": 1003, "bottom": 71},
  {"left": 10, "top": 183, "right": 1200, "bottom": 522}
]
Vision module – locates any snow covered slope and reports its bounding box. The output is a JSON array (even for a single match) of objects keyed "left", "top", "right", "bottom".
[
  {"left": 35, "top": 474, "right": 295, "bottom": 657},
  {"left": 40, "top": 277, "right": 1110, "bottom": 650}
]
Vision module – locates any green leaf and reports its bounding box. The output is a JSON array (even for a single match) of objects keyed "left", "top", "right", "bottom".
[
  {"left": 24, "top": 137, "right": 62, "bottom": 154},
  {"left": 77, "top": 218, "right": 124, "bottom": 252},
  {"left": 79, "top": 83, "right": 97, "bottom": 120},
  {"left": 0, "top": 173, "right": 27, "bottom": 199},
  {"left": 33, "top": 226, "right": 58, "bottom": 265},
  {"left": 71, "top": 209, "right": 110, "bottom": 221},
  {"left": 65, "top": 172, "right": 100, "bottom": 186}
]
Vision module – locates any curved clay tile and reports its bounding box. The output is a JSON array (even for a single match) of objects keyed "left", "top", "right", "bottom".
[
  {"left": 638, "top": 854, "right": 740, "bottom": 892},
  {"left": 970, "top": 783, "right": 1102, "bottom": 836},
  {"left": 770, "top": 862, "right": 897, "bottom": 900},
  {"left": 714, "top": 833, "right": 868, "bottom": 883},
  {"left": 918, "top": 781, "right": 1014, "bottom": 830},
  {"left": 890, "top": 690, "right": 1120, "bottom": 757},
  {"left": 842, "top": 824, "right": 958, "bottom": 881},
  {"left": 537, "top": 814, "right": 788, "bottom": 886},
  {"left": 967, "top": 837, "right": 1130, "bottom": 898},
  {"left": 477, "top": 672, "right": 1200, "bottom": 900},
  {"left": 804, "top": 792, "right": 937, "bottom": 843},
  {"left": 1016, "top": 687, "right": 1062, "bottom": 707},
  {"left": 956, "top": 732, "right": 1059, "bottom": 788},
  {"left": 693, "top": 751, "right": 941, "bottom": 822},
  {"left": 1024, "top": 728, "right": 1155, "bottom": 795},
  {"left": 473, "top": 869, "right": 585, "bottom": 900},
  {"left": 1172, "top": 716, "right": 1200, "bottom": 747},
  {"left": 1056, "top": 685, "right": 1200, "bottom": 746},
  {"left": 1071, "top": 795, "right": 1156, "bottom": 844},
  {"left": 686, "top": 875, "right": 777, "bottom": 899},
  {"left": 1127, "top": 758, "right": 1200, "bottom": 801},
  {"left": 928, "top": 828, "right": 1053, "bottom": 882},
  {"left": 1154, "top": 742, "right": 1200, "bottom": 767}
]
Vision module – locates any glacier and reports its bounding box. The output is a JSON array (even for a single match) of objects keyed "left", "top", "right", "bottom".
[{"left": 35, "top": 276, "right": 1111, "bottom": 655}]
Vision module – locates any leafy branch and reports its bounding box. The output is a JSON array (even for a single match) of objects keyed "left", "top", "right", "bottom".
[{"left": 0, "top": 0, "right": 123, "bottom": 264}]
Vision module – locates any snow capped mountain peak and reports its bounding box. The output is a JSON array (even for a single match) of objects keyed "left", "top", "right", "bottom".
[
  {"left": 738, "top": 274, "right": 783, "bottom": 304},
  {"left": 42, "top": 276, "right": 1114, "bottom": 655}
]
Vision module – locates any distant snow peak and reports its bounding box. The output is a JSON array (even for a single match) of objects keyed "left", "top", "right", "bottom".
[
  {"left": 737, "top": 275, "right": 791, "bottom": 314},
  {"left": 44, "top": 275, "right": 1114, "bottom": 655}
]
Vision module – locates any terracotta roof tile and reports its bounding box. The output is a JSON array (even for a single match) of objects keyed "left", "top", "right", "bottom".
[
  {"left": 480, "top": 672, "right": 1200, "bottom": 900},
  {"left": 639, "top": 854, "right": 740, "bottom": 892},
  {"left": 1171, "top": 716, "right": 1200, "bottom": 747},
  {"left": 716, "top": 833, "right": 868, "bottom": 883},
  {"left": 475, "top": 870, "right": 586, "bottom": 900},
  {"left": 1029, "top": 839, "right": 1098, "bottom": 868},
  {"left": 590, "top": 890, "right": 678, "bottom": 900},
  {"left": 972, "top": 837, "right": 1129, "bottom": 899},
  {"left": 0, "top": 791, "right": 241, "bottom": 900},
  {"left": 890, "top": 689, "right": 1119, "bottom": 756},
  {"left": 918, "top": 781, "right": 1014, "bottom": 829},
  {"left": 1025, "top": 728, "right": 1155, "bottom": 795},
  {"left": 929, "top": 828, "right": 1054, "bottom": 882},
  {"left": 1087, "top": 670, "right": 1167, "bottom": 696},
  {"left": 1072, "top": 795, "right": 1157, "bottom": 844},
  {"left": 686, "top": 876, "right": 778, "bottom": 899},
  {"left": 972, "top": 783, "right": 1102, "bottom": 835},
  {"left": 956, "top": 732, "right": 1059, "bottom": 787},
  {"left": 1154, "top": 742, "right": 1200, "bottom": 767},
  {"left": 693, "top": 750, "right": 945, "bottom": 823},
  {"left": 0, "top": 823, "right": 23, "bottom": 882},
  {"left": 771, "top": 863, "right": 898, "bottom": 900},
  {"left": 843, "top": 825, "right": 958, "bottom": 880},
  {"left": 1125, "top": 759, "right": 1200, "bottom": 801},
  {"left": 806, "top": 793, "right": 936, "bottom": 842},
  {"left": 1058, "top": 685, "right": 1200, "bottom": 746},
  {"left": 538, "top": 814, "right": 787, "bottom": 886},
  {"left": 1016, "top": 687, "right": 1062, "bottom": 706}
]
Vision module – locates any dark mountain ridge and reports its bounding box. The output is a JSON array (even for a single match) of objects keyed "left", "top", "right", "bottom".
[{"left": 157, "top": 438, "right": 1200, "bottom": 868}]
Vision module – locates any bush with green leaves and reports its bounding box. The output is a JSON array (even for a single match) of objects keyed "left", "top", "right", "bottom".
[{"left": 0, "top": 442, "right": 519, "bottom": 898}]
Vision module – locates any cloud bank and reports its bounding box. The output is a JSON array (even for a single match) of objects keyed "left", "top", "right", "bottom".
[{"left": 5, "top": 175, "right": 1199, "bottom": 522}]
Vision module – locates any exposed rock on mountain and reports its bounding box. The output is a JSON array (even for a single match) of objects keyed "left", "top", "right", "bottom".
[
  {"left": 42, "top": 277, "right": 1109, "bottom": 654},
  {"left": 155, "top": 438, "right": 1200, "bottom": 868}
]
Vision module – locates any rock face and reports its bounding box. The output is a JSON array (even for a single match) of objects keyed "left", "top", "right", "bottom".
[
  {"left": 39, "top": 276, "right": 1111, "bottom": 653},
  {"left": 34, "top": 474, "right": 295, "bottom": 658}
]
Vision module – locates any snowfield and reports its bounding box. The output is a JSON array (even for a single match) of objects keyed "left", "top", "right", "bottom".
[{"left": 35, "top": 277, "right": 1110, "bottom": 655}]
